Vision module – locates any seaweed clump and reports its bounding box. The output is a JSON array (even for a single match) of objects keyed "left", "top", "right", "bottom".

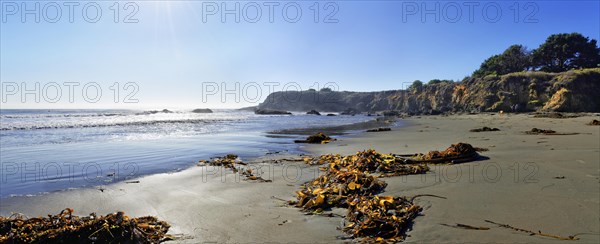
[
  {"left": 294, "top": 169, "right": 387, "bottom": 211},
  {"left": 525, "top": 128, "right": 579, "bottom": 135},
  {"left": 310, "top": 149, "right": 430, "bottom": 177},
  {"left": 0, "top": 209, "right": 170, "bottom": 243},
  {"left": 411, "top": 142, "right": 479, "bottom": 163},
  {"left": 291, "top": 143, "right": 481, "bottom": 241}
]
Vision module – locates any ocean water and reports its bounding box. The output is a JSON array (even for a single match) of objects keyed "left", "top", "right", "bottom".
[{"left": 0, "top": 109, "right": 376, "bottom": 198}]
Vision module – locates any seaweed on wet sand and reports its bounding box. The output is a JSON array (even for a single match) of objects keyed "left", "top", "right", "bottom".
[
  {"left": 198, "top": 154, "right": 271, "bottom": 182},
  {"left": 306, "top": 149, "right": 430, "bottom": 177},
  {"left": 588, "top": 119, "right": 600, "bottom": 126},
  {"left": 408, "top": 142, "right": 480, "bottom": 163},
  {"left": 292, "top": 169, "right": 388, "bottom": 210},
  {"left": 525, "top": 128, "right": 579, "bottom": 135},
  {"left": 0, "top": 209, "right": 171, "bottom": 243},
  {"left": 344, "top": 195, "right": 422, "bottom": 241},
  {"left": 291, "top": 143, "right": 483, "bottom": 242}
]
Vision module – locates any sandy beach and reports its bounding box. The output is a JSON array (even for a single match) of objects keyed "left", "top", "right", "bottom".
[{"left": 1, "top": 113, "right": 598, "bottom": 243}]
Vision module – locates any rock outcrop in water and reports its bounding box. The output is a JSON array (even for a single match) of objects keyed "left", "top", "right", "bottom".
[
  {"left": 192, "top": 108, "right": 213, "bottom": 113},
  {"left": 306, "top": 110, "right": 321, "bottom": 115},
  {"left": 254, "top": 109, "right": 292, "bottom": 115},
  {"left": 257, "top": 68, "right": 600, "bottom": 114}
]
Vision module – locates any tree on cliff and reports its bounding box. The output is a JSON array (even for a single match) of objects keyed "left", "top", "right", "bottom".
[
  {"left": 427, "top": 79, "right": 453, "bottom": 85},
  {"left": 532, "top": 33, "right": 600, "bottom": 72},
  {"left": 409, "top": 80, "right": 423, "bottom": 93},
  {"left": 473, "top": 45, "right": 531, "bottom": 77}
]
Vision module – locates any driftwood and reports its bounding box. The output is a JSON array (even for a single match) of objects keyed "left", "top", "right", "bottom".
[
  {"left": 525, "top": 128, "right": 579, "bottom": 135},
  {"left": 485, "top": 220, "right": 580, "bottom": 240},
  {"left": 410, "top": 194, "right": 448, "bottom": 201},
  {"left": 440, "top": 223, "right": 490, "bottom": 230},
  {"left": 399, "top": 152, "right": 480, "bottom": 164}
]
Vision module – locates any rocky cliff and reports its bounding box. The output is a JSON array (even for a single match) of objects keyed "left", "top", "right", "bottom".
[{"left": 257, "top": 68, "right": 600, "bottom": 114}]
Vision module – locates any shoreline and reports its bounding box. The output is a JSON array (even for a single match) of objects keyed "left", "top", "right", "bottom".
[
  {"left": 0, "top": 116, "right": 394, "bottom": 199},
  {"left": 268, "top": 116, "right": 398, "bottom": 136},
  {"left": 0, "top": 113, "right": 381, "bottom": 198},
  {"left": 1, "top": 113, "right": 598, "bottom": 243}
]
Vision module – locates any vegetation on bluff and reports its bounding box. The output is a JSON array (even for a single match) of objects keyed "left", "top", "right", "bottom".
[
  {"left": 258, "top": 33, "right": 600, "bottom": 114},
  {"left": 473, "top": 33, "right": 600, "bottom": 77}
]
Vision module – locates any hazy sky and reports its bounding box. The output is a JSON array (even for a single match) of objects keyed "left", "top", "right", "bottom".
[{"left": 1, "top": 0, "right": 598, "bottom": 109}]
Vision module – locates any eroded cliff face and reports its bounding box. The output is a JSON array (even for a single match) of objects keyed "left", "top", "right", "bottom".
[{"left": 257, "top": 68, "right": 600, "bottom": 113}]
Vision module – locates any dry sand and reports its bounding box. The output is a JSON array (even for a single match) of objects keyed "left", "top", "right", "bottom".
[{"left": 1, "top": 113, "right": 599, "bottom": 243}]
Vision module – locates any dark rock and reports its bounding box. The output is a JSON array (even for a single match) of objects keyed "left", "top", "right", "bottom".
[
  {"left": 430, "top": 109, "right": 442, "bottom": 115},
  {"left": 382, "top": 111, "right": 400, "bottom": 117},
  {"left": 255, "top": 109, "right": 292, "bottom": 115},
  {"left": 528, "top": 128, "right": 556, "bottom": 134},
  {"left": 192, "top": 108, "right": 213, "bottom": 113},
  {"left": 588, "top": 119, "right": 600, "bottom": 125},
  {"left": 366, "top": 127, "right": 391, "bottom": 132},
  {"left": 294, "top": 132, "right": 336, "bottom": 144},
  {"left": 470, "top": 127, "right": 500, "bottom": 132},
  {"left": 307, "top": 110, "right": 321, "bottom": 115},
  {"left": 340, "top": 108, "right": 358, "bottom": 115},
  {"left": 326, "top": 114, "right": 337, "bottom": 116}
]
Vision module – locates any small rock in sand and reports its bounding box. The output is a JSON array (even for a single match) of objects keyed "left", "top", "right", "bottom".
[
  {"left": 469, "top": 127, "right": 500, "bottom": 132},
  {"left": 366, "top": 127, "right": 391, "bottom": 132}
]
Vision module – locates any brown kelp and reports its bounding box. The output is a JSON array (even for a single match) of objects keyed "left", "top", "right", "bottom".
[
  {"left": 409, "top": 142, "right": 479, "bottom": 163},
  {"left": 0, "top": 209, "right": 170, "bottom": 243},
  {"left": 197, "top": 154, "right": 272, "bottom": 182},
  {"left": 525, "top": 128, "right": 579, "bottom": 135},
  {"left": 291, "top": 143, "right": 482, "bottom": 242},
  {"left": 344, "top": 195, "right": 421, "bottom": 241}
]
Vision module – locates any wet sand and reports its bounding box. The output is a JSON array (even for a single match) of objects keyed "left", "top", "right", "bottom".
[
  {"left": 1, "top": 113, "right": 599, "bottom": 243},
  {"left": 268, "top": 116, "right": 394, "bottom": 135},
  {"left": 306, "top": 113, "right": 600, "bottom": 243}
]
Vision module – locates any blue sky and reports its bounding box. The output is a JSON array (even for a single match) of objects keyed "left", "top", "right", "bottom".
[{"left": 1, "top": 0, "right": 599, "bottom": 109}]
